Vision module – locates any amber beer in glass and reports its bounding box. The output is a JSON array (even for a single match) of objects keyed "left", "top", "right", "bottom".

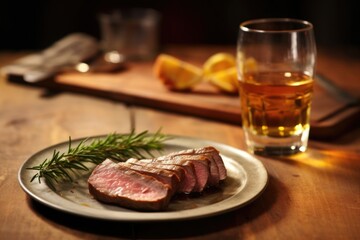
[{"left": 237, "top": 19, "right": 316, "bottom": 155}]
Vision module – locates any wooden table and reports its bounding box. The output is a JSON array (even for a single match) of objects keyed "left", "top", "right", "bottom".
[{"left": 1, "top": 47, "right": 359, "bottom": 240}]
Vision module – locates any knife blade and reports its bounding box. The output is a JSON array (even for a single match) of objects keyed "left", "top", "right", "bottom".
[{"left": 315, "top": 73, "right": 359, "bottom": 106}]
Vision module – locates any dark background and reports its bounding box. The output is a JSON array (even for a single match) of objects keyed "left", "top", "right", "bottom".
[{"left": 1, "top": 0, "right": 359, "bottom": 50}]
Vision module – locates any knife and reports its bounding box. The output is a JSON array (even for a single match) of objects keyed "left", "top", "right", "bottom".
[{"left": 315, "top": 73, "right": 359, "bottom": 106}]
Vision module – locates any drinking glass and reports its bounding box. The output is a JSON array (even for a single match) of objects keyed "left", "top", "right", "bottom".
[
  {"left": 99, "top": 8, "right": 160, "bottom": 60},
  {"left": 237, "top": 18, "right": 316, "bottom": 156}
]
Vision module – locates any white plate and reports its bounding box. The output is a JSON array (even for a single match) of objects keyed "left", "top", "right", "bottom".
[{"left": 18, "top": 135, "right": 268, "bottom": 221}]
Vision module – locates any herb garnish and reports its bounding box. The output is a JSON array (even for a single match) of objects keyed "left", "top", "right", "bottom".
[{"left": 27, "top": 129, "right": 170, "bottom": 190}]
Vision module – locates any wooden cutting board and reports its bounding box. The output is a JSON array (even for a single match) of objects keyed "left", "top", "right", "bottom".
[
  {"left": 47, "top": 61, "right": 360, "bottom": 139},
  {"left": 7, "top": 60, "right": 359, "bottom": 139}
]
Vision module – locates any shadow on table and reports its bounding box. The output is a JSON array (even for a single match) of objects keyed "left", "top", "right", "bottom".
[{"left": 27, "top": 175, "right": 285, "bottom": 239}]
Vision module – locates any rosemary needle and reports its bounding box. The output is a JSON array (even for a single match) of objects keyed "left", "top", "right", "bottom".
[{"left": 27, "top": 129, "right": 171, "bottom": 190}]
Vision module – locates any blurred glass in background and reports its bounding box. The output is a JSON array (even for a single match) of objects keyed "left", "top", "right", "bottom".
[{"left": 0, "top": 0, "right": 358, "bottom": 51}]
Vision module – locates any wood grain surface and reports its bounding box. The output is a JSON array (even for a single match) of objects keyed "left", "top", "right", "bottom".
[
  {"left": 7, "top": 46, "right": 360, "bottom": 139},
  {"left": 1, "top": 49, "right": 360, "bottom": 240}
]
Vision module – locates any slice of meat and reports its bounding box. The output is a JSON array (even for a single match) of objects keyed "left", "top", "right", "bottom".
[
  {"left": 161, "top": 153, "right": 220, "bottom": 186},
  {"left": 200, "top": 147, "right": 227, "bottom": 181},
  {"left": 136, "top": 158, "right": 197, "bottom": 194},
  {"left": 155, "top": 155, "right": 210, "bottom": 192},
  {"left": 118, "top": 161, "right": 180, "bottom": 195},
  {"left": 166, "top": 146, "right": 227, "bottom": 181},
  {"left": 126, "top": 158, "right": 184, "bottom": 183},
  {"left": 88, "top": 159, "right": 172, "bottom": 211},
  {"left": 162, "top": 149, "right": 220, "bottom": 186},
  {"left": 126, "top": 158, "right": 193, "bottom": 193}
]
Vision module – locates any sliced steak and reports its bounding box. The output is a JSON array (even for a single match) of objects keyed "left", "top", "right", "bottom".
[
  {"left": 137, "top": 158, "right": 197, "bottom": 193},
  {"left": 166, "top": 146, "right": 227, "bottom": 181},
  {"left": 162, "top": 149, "right": 220, "bottom": 186},
  {"left": 163, "top": 153, "right": 220, "bottom": 186},
  {"left": 118, "top": 161, "right": 180, "bottom": 195},
  {"left": 155, "top": 155, "right": 210, "bottom": 192},
  {"left": 88, "top": 159, "right": 172, "bottom": 211},
  {"left": 126, "top": 158, "right": 193, "bottom": 193}
]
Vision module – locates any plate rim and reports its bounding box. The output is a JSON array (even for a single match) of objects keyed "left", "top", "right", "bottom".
[{"left": 18, "top": 134, "right": 268, "bottom": 222}]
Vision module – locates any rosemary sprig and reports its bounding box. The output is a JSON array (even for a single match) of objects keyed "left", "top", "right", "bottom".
[{"left": 27, "top": 129, "right": 171, "bottom": 190}]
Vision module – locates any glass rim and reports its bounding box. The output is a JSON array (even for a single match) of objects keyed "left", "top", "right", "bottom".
[{"left": 240, "top": 18, "right": 313, "bottom": 33}]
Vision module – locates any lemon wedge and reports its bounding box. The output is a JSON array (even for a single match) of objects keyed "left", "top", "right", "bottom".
[
  {"left": 153, "top": 54, "right": 203, "bottom": 91},
  {"left": 206, "top": 67, "right": 238, "bottom": 94},
  {"left": 203, "top": 53, "right": 236, "bottom": 77},
  {"left": 203, "top": 53, "right": 238, "bottom": 93}
]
